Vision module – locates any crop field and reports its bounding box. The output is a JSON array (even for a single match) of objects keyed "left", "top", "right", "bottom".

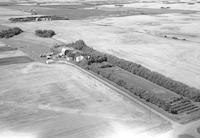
[
  {"left": 0, "top": 60, "right": 172, "bottom": 138},
  {"left": 0, "top": 7, "right": 30, "bottom": 24},
  {"left": 0, "top": 45, "right": 33, "bottom": 66},
  {"left": 0, "top": 46, "right": 17, "bottom": 52},
  {"left": 7, "top": 10, "right": 200, "bottom": 89},
  {"left": 173, "top": 119, "right": 200, "bottom": 138},
  {"left": 93, "top": 2, "right": 200, "bottom": 11},
  {"left": 0, "top": 38, "right": 172, "bottom": 137},
  {"left": 1, "top": 1, "right": 200, "bottom": 138},
  {"left": 0, "top": 56, "right": 33, "bottom": 66},
  {"left": 6, "top": 1, "right": 197, "bottom": 21}
]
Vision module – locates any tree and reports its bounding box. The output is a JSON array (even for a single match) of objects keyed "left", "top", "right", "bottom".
[
  {"left": 35, "top": 29, "right": 56, "bottom": 38},
  {"left": 0, "top": 27, "right": 23, "bottom": 39}
]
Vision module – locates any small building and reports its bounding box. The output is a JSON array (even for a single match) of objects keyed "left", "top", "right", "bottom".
[
  {"left": 66, "top": 56, "right": 73, "bottom": 61},
  {"left": 75, "top": 56, "right": 84, "bottom": 62},
  {"left": 46, "top": 55, "right": 52, "bottom": 59},
  {"left": 61, "top": 47, "right": 73, "bottom": 55},
  {"left": 46, "top": 59, "right": 54, "bottom": 64}
]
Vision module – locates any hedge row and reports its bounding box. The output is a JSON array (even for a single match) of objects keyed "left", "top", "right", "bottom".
[{"left": 88, "top": 63, "right": 183, "bottom": 114}]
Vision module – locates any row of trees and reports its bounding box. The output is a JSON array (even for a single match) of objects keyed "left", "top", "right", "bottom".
[
  {"left": 106, "top": 55, "right": 200, "bottom": 102},
  {"left": 9, "top": 16, "right": 69, "bottom": 23},
  {"left": 65, "top": 40, "right": 199, "bottom": 115},
  {"left": 35, "top": 29, "right": 56, "bottom": 38},
  {"left": 0, "top": 27, "right": 23, "bottom": 38},
  {"left": 88, "top": 63, "right": 182, "bottom": 114},
  {"left": 68, "top": 40, "right": 200, "bottom": 102}
]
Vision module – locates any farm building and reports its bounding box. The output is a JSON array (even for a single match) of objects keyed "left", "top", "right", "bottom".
[
  {"left": 75, "top": 55, "right": 85, "bottom": 62},
  {"left": 66, "top": 57, "right": 73, "bottom": 61},
  {"left": 61, "top": 47, "right": 74, "bottom": 56}
]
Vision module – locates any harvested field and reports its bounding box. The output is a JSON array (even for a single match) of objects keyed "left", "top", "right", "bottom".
[
  {"left": 0, "top": 50, "right": 26, "bottom": 58},
  {"left": 6, "top": 3, "right": 197, "bottom": 21},
  {"left": 0, "top": 46, "right": 17, "bottom": 52},
  {"left": 8, "top": 11, "right": 200, "bottom": 89},
  {"left": 0, "top": 7, "right": 30, "bottom": 25},
  {"left": 0, "top": 38, "right": 173, "bottom": 137},
  {"left": 197, "top": 127, "right": 200, "bottom": 134},
  {"left": 0, "top": 45, "right": 33, "bottom": 66},
  {"left": 0, "top": 62, "right": 172, "bottom": 138},
  {"left": 0, "top": 6, "right": 29, "bottom": 23},
  {"left": 93, "top": 2, "right": 200, "bottom": 11},
  {"left": 178, "top": 134, "right": 195, "bottom": 138},
  {"left": 1, "top": 1, "right": 200, "bottom": 138},
  {"left": 0, "top": 56, "right": 33, "bottom": 66}
]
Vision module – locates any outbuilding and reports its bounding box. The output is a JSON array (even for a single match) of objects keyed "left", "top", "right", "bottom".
[
  {"left": 61, "top": 47, "right": 73, "bottom": 56},
  {"left": 75, "top": 56, "right": 84, "bottom": 62}
]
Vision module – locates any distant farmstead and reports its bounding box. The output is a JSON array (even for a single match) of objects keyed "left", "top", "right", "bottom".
[{"left": 9, "top": 15, "right": 69, "bottom": 22}]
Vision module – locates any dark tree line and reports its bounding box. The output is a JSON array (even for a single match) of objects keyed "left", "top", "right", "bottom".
[
  {"left": 87, "top": 53, "right": 107, "bottom": 65},
  {"left": 87, "top": 64, "right": 183, "bottom": 114},
  {"left": 35, "top": 29, "right": 56, "bottom": 38},
  {"left": 9, "top": 15, "right": 69, "bottom": 22},
  {"left": 106, "top": 55, "right": 200, "bottom": 102},
  {"left": 68, "top": 40, "right": 200, "bottom": 102},
  {"left": 0, "top": 27, "right": 23, "bottom": 38}
]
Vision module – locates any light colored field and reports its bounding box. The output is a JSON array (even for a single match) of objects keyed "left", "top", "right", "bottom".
[
  {"left": 92, "top": 2, "right": 200, "bottom": 11},
  {"left": 7, "top": 11, "right": 200, "bottom": 89},
  {"left": 1, "top": 0, "right": 200, "bottom": 4},
  {"left": 0, "top": 41, "right": 7, "bottom": 47},
  {"left": 0, "top": 50, "right": 26, "bottom": 58},
  {"left": 0, "top": 7, "right": 29, "bottom": 17},
  {"left": 0, "top": 7, "right": 30, "bottom": 24},
  {"left": 0, "top": 61, "right": 172, "bottom": 138},
  {"left": 0, "top": 2, "right": 200, "bottom": 138},
  {"left": 0, "top": 6, "right": 174, "bottom": 137},
  {"left": 173, "top": 119, "right": 200, "bottom": 138}
]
